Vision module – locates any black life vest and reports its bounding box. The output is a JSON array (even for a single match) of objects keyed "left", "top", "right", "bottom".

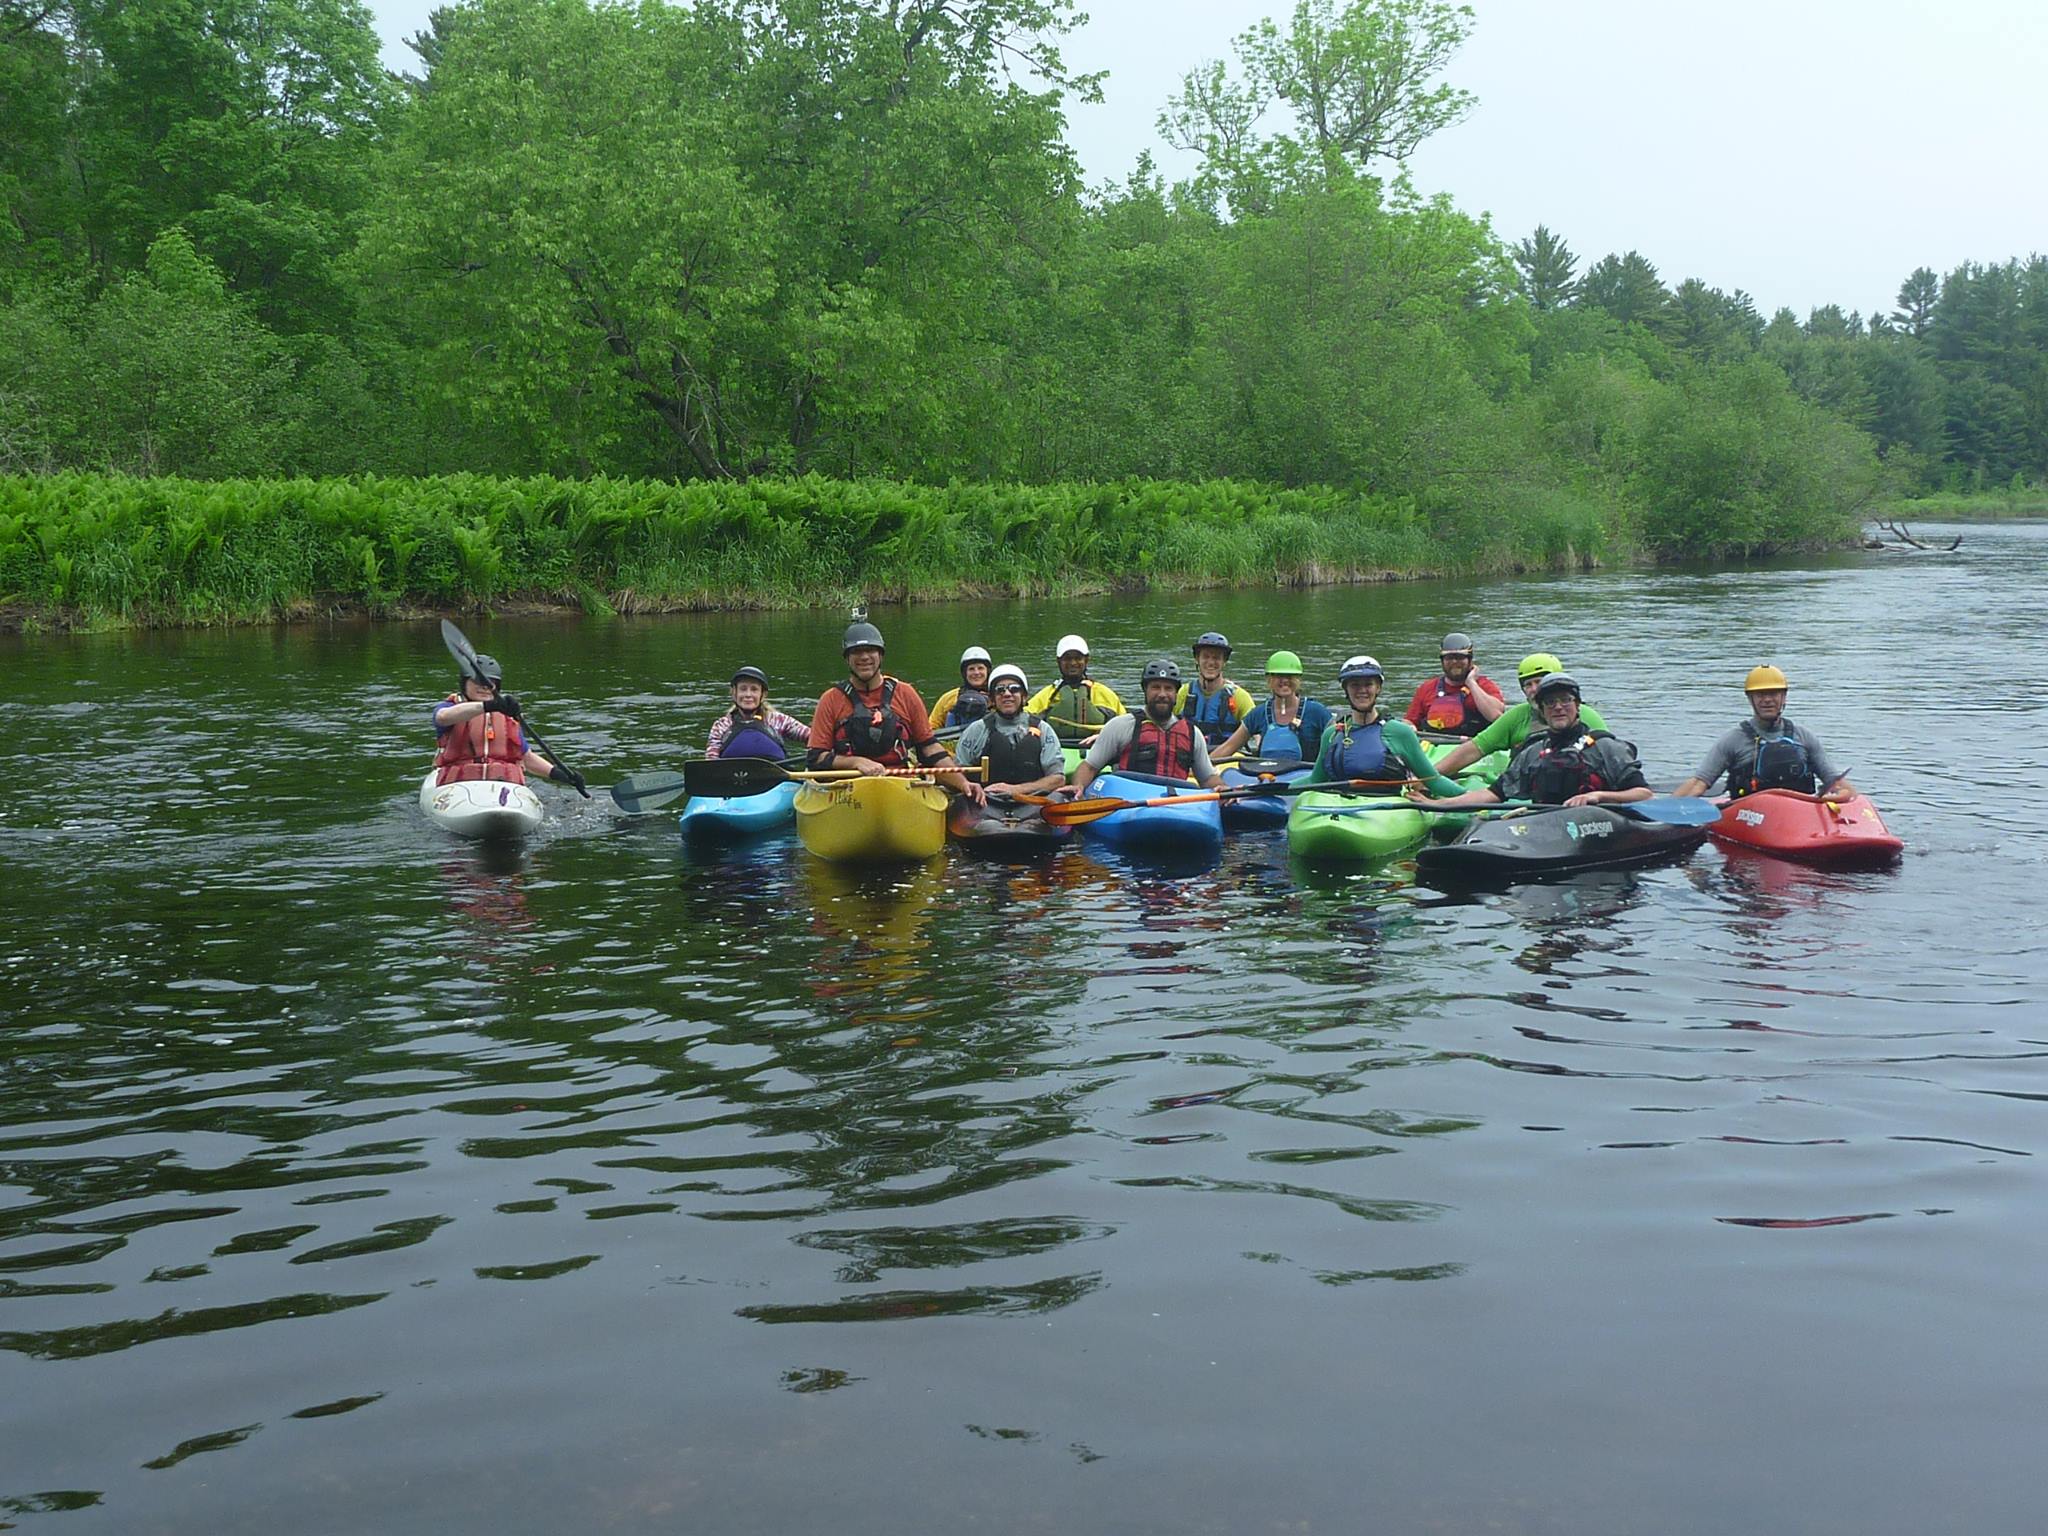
[
  {"left": 834, "top": 677, "right": 903, "bottom": 763},
  {"left": 977, "top": 713, "right": 1048, "bottom": 784},
  {"left": 945, "top": 688, "right": 991, "bottom": 726},
  {"left": 1119, "top": 715, "right": 1195, "bottom": 779},
  {"left": 1732, "top": 722, "right": 1820, "bottom": 797},
  {"left": 1524, "top": 728, "right": 1617, "bottom": 805}
]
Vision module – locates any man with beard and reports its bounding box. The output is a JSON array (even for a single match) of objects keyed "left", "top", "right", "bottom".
[
  {"left": 1067, "top": 659, "right": 1226, "bottom": 794},
  {"left": 1403, "top": 632, "right": 1505, "bottom": 737}
]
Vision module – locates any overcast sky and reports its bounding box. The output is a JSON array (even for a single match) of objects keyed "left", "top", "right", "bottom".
[{"left": 366, "top": 0, "right": 2048, "bottom": 318}]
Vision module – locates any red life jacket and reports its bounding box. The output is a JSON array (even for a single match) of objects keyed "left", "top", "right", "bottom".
[
  {"left": 1419, "top": 677, "right": 1486, "bottom": 737},
  {"left": 434, "top": 695, "right": 526, "bottom": 786},
  {"left": 1118, "top": 715, "right": 1195, "bottom": 779}
]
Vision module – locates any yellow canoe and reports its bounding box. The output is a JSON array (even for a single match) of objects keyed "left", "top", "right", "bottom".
[{"left": 793, "top": 775, "right": 949, "bottom": 863}]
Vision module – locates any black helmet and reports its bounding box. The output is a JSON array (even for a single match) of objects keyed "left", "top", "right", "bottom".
[
  {"left": 1533, "top": 671, "right": 1581, "bottom": 701},
  {"left": 731, "top": 665, "right": 768, "bottom": 688},
  {"left": 1192, "top": 630, "right": 1232, "bottom": 657},
  {"left": 842, "top": 621, "right": 885, "bottom": 655},
  {"left": 470, "top": 653, "right": 504, "bottom": 685},
  {"left": 1141, "top": 658, "right": 1182, "bottom": 686}
]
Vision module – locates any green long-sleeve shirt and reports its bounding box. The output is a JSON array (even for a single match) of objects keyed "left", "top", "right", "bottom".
[{"left": 1465, "top": 699, "right": 1609, "bottom": 756}]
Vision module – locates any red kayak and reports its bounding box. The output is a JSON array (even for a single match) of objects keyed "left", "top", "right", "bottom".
[{"left": 1710, "top": 790, "right": 1902, "bottom": 865}]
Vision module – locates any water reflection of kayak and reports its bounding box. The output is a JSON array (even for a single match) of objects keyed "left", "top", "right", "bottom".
[
  {"left": 1418, "top": 805, "right": 1707, "bottom": 882},
  {"left": 419, "top": 770, "right": 544, "bottom": 842},
  {"left": 1708, "top": 790, "right": 1903, "bottom": 866}
]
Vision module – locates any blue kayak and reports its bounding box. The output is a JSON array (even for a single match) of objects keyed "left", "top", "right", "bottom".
[
  {"left": 1219, "top": 760, "right": 1313, "bottom": 829},
  {"left": 677, "top": 780, "right": 799, "bottom": 839},
  {"left": 1083, "top": 770, "right": 1224, "bottom": 853}
]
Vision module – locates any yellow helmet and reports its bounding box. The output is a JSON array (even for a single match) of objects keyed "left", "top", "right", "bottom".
[{"left": 1744, "top": 665, "right": 1790, "bottom": 692}]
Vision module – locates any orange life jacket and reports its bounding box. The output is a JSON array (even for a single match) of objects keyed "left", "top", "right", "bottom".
[{"left": 434, "top": 694, "right": 526, "bottom": 786}]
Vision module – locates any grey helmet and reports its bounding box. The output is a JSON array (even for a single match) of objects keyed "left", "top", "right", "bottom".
[
  {"left": 1141, "top": 658, "right": 1183, "bottom": 686},
  {"left": 842, "top": 621, "right": 886, "bottom": 655},
  {"left": 1533, "top": 671, "right": 1581, "bottom": 701},
  {"left": 470, "top": 653, "right": 504, "bottom": 685}
]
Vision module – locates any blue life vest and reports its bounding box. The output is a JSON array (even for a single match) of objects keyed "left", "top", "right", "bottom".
[
  {"left": 1322, "top": 717, "right": 1392, "bottom": 781},
  {"left": 1179, "top": 680, "right": 1245, "bottom": 745},
  {"left": 1251, "top": 698, "right": 1327, "bottom": 763}
]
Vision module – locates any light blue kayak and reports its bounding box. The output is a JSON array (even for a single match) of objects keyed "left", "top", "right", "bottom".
[
  {"left": 1083, "top": 770, "right": 1224, "bottom": 852},
  {"left": 678, "top": 780, "right": 799, "bottom": 839}
]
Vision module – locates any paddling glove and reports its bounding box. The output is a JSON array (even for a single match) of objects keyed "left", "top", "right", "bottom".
[
  {"left": 550, "top": 764, "right": 585, "bottom": 792},
  {"left": 485, "top": 693, "right": 524, "bottom": 720}
]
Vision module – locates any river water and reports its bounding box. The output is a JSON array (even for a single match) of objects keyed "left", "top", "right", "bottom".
[{"left": 3, "top": 524, "right": 2046, "bottom": 1535}]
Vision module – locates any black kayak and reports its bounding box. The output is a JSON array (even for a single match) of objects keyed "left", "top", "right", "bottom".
[
  {"left": 1417, "top": 804, "right": 1708, "bottom": 882},
  {"left": 947, "top": 795, "right": 1072, "bottom": 854}
]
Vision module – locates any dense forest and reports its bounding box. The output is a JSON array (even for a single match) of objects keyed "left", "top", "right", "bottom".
[{"left": 2, "top": 0, "right": 2043, "bottom": 612}]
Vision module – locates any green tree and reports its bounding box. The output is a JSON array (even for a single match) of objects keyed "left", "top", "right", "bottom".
[
  {"left": 1511, "top": 224, "right": 1577, "bottom": 310},
  {"left": 1163, "top": 0, "right": 1475, "bottom": 210},
  {"left": 1893, "top": 266, "right": 1938, "bottom": 339},
  {"left": 1577, "top": 251, "right": 1671, "bottom": 331},
  {"left": 76, "top": 229, "right": 294, "bottom": 474}
]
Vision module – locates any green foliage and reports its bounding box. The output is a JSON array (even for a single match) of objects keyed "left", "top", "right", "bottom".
[
  {"left": 4, "top": 0, "right": 2041, "bottom": 590},
  {"left": 0, "top": 473, "right": 1614, "bottom": 625}
]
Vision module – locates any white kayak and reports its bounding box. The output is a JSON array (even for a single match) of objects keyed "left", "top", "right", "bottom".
[{"left": 418, "top": 770, "right": 545, "bottom": 841}]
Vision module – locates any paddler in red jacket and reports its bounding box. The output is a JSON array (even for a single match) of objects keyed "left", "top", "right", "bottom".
[
  {"left": 431, "top": 653, "right": 585, "bottom": 792},
  {"left": 1403, "top": 632, "right": 1506, "bottom": 737}
]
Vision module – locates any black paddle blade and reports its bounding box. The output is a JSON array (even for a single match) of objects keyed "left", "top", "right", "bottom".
[
  {"left": 440, "top": 618, "right": 485, "bottom": 682},
  {"left": 683, "top": 757, "right": 793, "bottom": 799},
  {"left": 610, "top": 771, "right": 689, "bottom": 814}
]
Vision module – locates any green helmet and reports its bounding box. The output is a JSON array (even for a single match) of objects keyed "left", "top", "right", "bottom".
[
  {"left": 1517, "top": 651, "right": 1564, "bottom": 682},
  {"left": 1264, "top": 650, "right": 1304, "bottom": 676}
]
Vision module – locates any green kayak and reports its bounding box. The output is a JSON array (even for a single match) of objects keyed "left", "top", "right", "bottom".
[
  {"left": 1424, "top": 743, "right": 1509, "bottom": 835},
  {"left": 1287, "top": 789, "right": 1431, "bottom": 863}
]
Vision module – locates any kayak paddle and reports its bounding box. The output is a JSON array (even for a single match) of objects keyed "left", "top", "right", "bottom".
[
  {"left": 1032, "top": 776, "right": 1413, "bottom": 827},
  {"left": 683, "top": 756, "right": 986, "bottom": 800},
  {"left": 610, "top": 771, "right": 690, "bottom": 814},
  {"left": 1324, "top": 795, "right": 1723, "bottom": 825},
  {"left": 439, "top": 617, "right": 591, "bottom": 799}
]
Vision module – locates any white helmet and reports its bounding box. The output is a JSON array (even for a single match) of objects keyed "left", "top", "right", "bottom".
[
  {"left": 960, "top": 645, "right": 991, "bottom": 667},
  {"left": 1055, "top": 633, "right": 1089, "bottom": 658},
  {"left": 988, "top": 663, "right": 1028, "bottom": 692}
]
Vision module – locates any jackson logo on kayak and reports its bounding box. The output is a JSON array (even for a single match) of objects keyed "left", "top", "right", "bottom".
[
  {"left": 1736, "top": 809, "right": 1767, "bottom": 826},
  {"left": 1564, "top": 820, "right": 1614, "bottom": 840}
]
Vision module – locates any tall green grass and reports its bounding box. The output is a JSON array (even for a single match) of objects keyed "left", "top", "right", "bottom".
[{"left": 0, "top": 473, "right": 1626, "bottom": 629}]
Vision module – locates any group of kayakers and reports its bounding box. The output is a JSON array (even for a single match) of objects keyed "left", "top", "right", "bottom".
[{"left": 431, "top": 624, "right": 1858, "bottom": 811}]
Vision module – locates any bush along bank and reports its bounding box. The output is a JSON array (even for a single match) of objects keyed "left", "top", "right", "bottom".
[{"left": 0, "top": 470, "right": 1849, "bottom": 631}]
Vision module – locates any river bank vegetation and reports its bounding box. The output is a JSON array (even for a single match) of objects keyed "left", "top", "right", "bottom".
[{"left": 2, "top": 0, "right": 2041, "bottom": 626}]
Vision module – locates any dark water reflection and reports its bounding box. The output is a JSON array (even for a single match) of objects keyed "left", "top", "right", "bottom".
[{"left": 4, "top": 527, "right": 2048, "bottom": 1534}]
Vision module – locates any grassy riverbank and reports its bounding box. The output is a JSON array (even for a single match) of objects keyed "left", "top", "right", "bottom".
[
  {"left": 1875, "top": 491, "right": 2048, "bottom": 522},
  {"left": 0, "top": 471, "right": 1859, "bottom": 631}
]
